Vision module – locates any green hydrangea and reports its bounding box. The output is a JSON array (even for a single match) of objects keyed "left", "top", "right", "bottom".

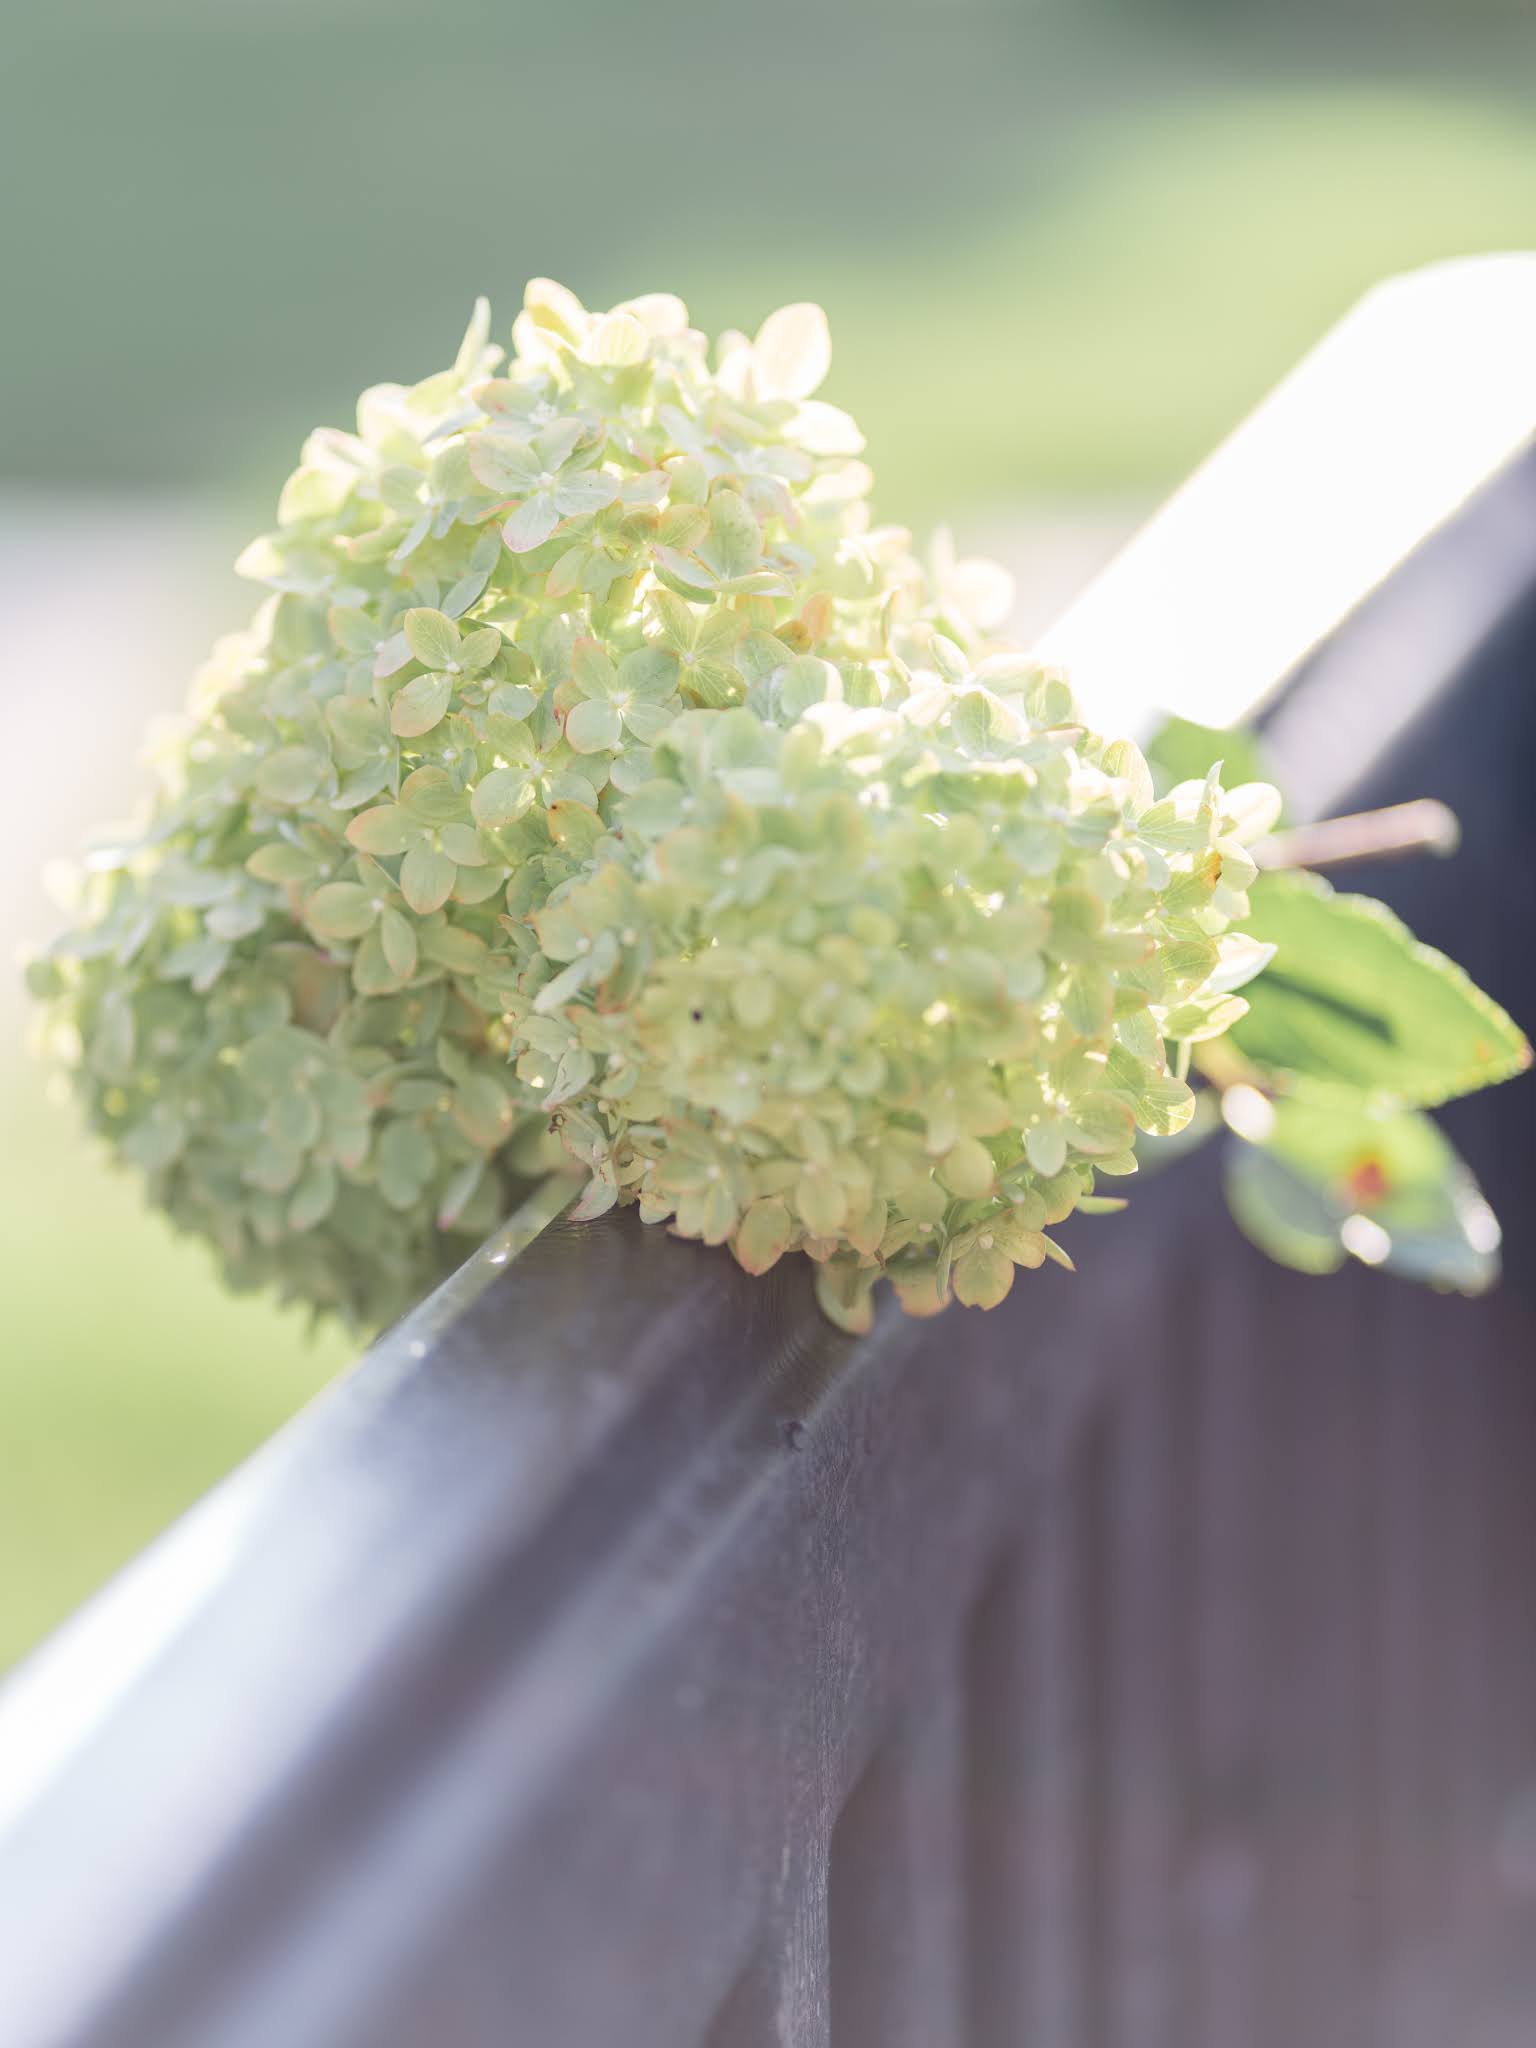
[{"left": 31, "top": 280, "right": 1277, "bottom": 1334}]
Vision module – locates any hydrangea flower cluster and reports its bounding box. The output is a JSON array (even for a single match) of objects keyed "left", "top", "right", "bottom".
[{"left": 32, "top": 281, "right": 1277, "bottom": 1333}]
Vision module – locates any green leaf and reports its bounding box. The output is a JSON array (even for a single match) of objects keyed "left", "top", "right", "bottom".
[
  {"left": 1145, "top": 714, "right": 1272, "bottom": 800},
  {"left": 1224, "top": 1083, "right": 1502, "bottom": 1293},
  {"left": 399, "top": 845, "right": 457, "bottom": 915},
  {"left": 1232, "top": 871, "right": 1530, "bottom": 1107}
]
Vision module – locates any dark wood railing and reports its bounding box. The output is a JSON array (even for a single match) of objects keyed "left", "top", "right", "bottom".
[{"left": 1, "top": 443, "right": 1534, "bottom": 2048}]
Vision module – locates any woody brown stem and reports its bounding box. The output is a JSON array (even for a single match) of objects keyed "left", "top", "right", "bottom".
[{"left": 1254, "top": 798, "right": 1460, "bottom": 873}]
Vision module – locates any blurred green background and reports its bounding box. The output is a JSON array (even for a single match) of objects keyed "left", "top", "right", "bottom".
[{"left": 4, "top": 0, "right": 1536, "bottom": 1670}]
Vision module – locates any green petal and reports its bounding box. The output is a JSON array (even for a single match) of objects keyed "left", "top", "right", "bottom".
[
  {"left": 347, "top": 804, "right": 414, "bottom": 856},
  {"left": 953, "top": 1244, "right": 1016, "bottom": 1310},
  {"left": 503, "top": 494, "right": 560, "bottom": 554},
  {"left": 794, "top": 1170, "right": 847, "bottom": 1236},
  {"left": 403, "top": 608, "right": 461, "bottom": 670},
  {"left": 572, "top": 639, "right": 619, "bottom": 699},
  {"left": 472, "top": 766, "right": 533, "bottom": 828},
  {"left": 622, "top": 701, "right": 675, "bottom": 745},
  {"left": 534, "top": 418, "right": 585, "bottom": 469},
  {"left": 305, "top": 882, "right": 377, "bottom": 942},
  {"left": 813, "top": 1261, "right": 878, "bottom": 1335},
  {"left": 439, "top": 823, "right": 488, "bottom": 866},
  {"left": 938, "top": 1137, "right": 995, "bottom": 1198},
  {"left": 399, "top": 765, "right": 467, "bottom": 825},
  {"left": 733, "top": 1198, "right": 794, "bottom": 1275},
  {"left": 1024, "top": 1120, "right": 1067, "bottom": 1178},
  {"left": 399, "top": 845, "right": 457, "bottom": 915},
  {"left": 554, "top": 471, "right": 620, "bottom": 519},
  {"left": 468, "top": 434, "right": 538, "bottom": 496},
  {"left": 379, "top": 905, "right": 418, "bottom": 981},
  {"left": 619, "top": 646, "right": 681, "bottom": 702},
  {"left": 352, "top": 928, "right": 405, "bottom": 996},
  {"left": 453, "top": 1073, "right": 515, "bottom": 1148},
  {"left": 457, "top": 626, "right": 503, "bottom": 674},
  {"left": 566, "top": 698, "right": 623, "bottom": 754},
  {"left": 753, "top": 301, "right": 831, "bottom": 400},
  {"left": 257, "top": 747, "right": 326, "bottom": 806},
  {"left": 702, "top": 489, "right": 760, "bottom": 580},
  {"left": 390, "top": 671, "right": 453, "bottom": 737}
]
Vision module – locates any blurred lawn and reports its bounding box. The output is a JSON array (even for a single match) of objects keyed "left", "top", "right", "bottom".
[
  {"left": 4, "top": 1, "right": 1536, "bottom": 1669},
  {"left": 8, "top": 9, "right": 1536, "bottom": 520},
  {"left": 0, "top": 1094, "right": 347, "bottom": 1670}
]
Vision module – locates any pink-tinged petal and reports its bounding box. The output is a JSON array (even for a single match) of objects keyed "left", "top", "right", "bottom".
[
  {"left": 468, "top": 432, "right": 539, "bottom": 495},
  {"left": 502, "top": 493, "right": 560, "bottom": 553},
  {"left": 553, "top": 470, "right": 619, "bottom": 518}
]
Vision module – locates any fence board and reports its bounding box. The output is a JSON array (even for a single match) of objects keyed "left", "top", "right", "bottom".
[{"left": 1, "top": 447, "right": 1535, "bottom": 2048}]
